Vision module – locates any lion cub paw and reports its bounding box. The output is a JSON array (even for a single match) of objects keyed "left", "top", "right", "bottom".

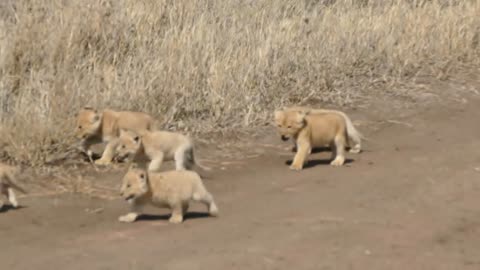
[
  {"left": 289, "top": 164, "right": 303, "bottom": 171},
  {"left": 330, "top": 158, "right": 345, "bottom": 166},
  {"left": 209, "top": 204, "right": 219, "bottom": 217},
  {"left": 118, "top": 213, "right": 138, "bottom": 223},
  {"left": 169, "top": 215, "right": 184, "bottom": 224},
  {"left": 349, "top": 147, "right": 361, "bottom": 154}
]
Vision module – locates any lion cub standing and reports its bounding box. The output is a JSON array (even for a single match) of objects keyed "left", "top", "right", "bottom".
[
  {"left": 284, "top": 106, "right": 362, "bottom": 154},
  {"left": 119, "top": 166, "right": 219, "bottom": 224},
  {"left": 274, "top": 109, "right": 354, "bottom": 170},
  {"left": 75, "top": 107, "right": 156, "bottom": 165},
  {"left": 116, "top": 129, "right": 210, "bottom": 172},
  {"left": 0, "top": 163, "right": 27, "bottom": 210}
]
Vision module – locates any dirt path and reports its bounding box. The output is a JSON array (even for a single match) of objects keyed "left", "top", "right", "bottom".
[{"left": 2, "top": 95, "right": 480, "bottom": 270}]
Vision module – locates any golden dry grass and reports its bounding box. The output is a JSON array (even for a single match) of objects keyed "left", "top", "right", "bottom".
[{"left": 0, "top": 0, "right": 479, "bottom": 166}]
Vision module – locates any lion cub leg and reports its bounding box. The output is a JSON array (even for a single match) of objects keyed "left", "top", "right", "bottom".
[
  {"left": 290, "top": 140, "right": 312, "bottom": 171},
  {"left": 169, "top": 203, "right": 185, "bottom": 224},
  {"left": 330, "top": 135, "right": 346, "bottom": 166},
  {"left": 193, "top": 189, "right": 219, "bottom": 217},
  {"left": 7, "top": 188, "right": 18, "bottom": 208},
  {"left": 95, "top": 138, "right": 120, "bottom": 165},
  {"left": 148, "top": 152, "right": 165, "bottom": 172},
  {"left": 174, "top": 145, "right": 190, "bottom": 171}
]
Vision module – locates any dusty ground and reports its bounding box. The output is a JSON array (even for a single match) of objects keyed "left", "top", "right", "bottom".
[{"left": 2, "top": 80, "right": 480, "bottom": 270}]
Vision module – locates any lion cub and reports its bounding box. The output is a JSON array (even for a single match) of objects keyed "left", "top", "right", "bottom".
[
  {"left": 0, "top": 163, "right": 27, "bottom": 210},
  {"left": 116, "top": 129, "right": 210, "bottom": 172},
  {"left": 75, "top": 107, "right": 155, "bottom": 165},
  {"left": 284, "top": 106, "right": 362, "bottom": 154},
  {"left": 119, "top": 166, "right": 219, "bottom": 224},
  {"left": 274, "top": 109, "right": 352, "bottom": 170}
]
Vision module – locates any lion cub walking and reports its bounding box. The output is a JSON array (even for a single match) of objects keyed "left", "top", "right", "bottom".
[
  {"left": 116, "top": 129, "right": 210, "bottom": 172},
  {"left": 119, "top": 166, "right": 219, "bottom": 224},
  {"left": 274, "top": 108, "right": 360, "bottom": 170},
  {"left": 75, "top": 107, "right": 156, "bottom": 165},
  {"left": 0, "top": 163, "right": 27, "bottom": 210},
  {"left": 284, "top": 106, "right": 362, "bottom": 154}
]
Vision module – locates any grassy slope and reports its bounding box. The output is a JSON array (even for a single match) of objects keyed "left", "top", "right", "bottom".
[{"left": 0, "top": 0, "right": 478, "bottom": 165}]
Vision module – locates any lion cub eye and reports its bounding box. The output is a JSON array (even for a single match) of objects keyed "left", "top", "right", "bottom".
[
  {"left": 121, "top": 145, "right": 126, "bottom": 149},
  {"left": 287, "top": 126, "right": 292, "bottom": 128},
  {"left": 78, "top": 125, "right": 82, "bottom": 129},
  {"left": 126, "top": 184, "right": 131, "bottom": 188}
]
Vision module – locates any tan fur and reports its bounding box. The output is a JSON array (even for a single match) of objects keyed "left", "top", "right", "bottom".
[
  {"left": 274, "top": 109, "right": 349, "bottom": 170},
  {"left": 284, "top": 106, "right": 362, "bottom": 153},
  {"left": 75, "top": 107, "right": 156, "bottom": 165},
  {"left": 0, "top": 163, "right": 27, "bottom": 210},
  {"left": 115, "top": 129, "right": 210, "bottom": 172},
  {"left": 118, "top": 166, "right": 218, "bottom": 224}
]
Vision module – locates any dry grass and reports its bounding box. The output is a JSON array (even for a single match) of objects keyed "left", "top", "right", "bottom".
[{"left": 0, "top": 0, "right": 479, "bottom": 166}]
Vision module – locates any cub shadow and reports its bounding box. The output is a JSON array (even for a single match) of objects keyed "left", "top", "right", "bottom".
[
  {"left": 291, "top": 146, "right": 357, "bottom": 154},
  {"left": 0, "top": 205, "right": 27, "bottom": 213},
  {"left": 291, "top": 146, "right": 330, "bottom": 153},
  {"left": 285, "top": 158, "right": 354, "bottom": 169},
  {"left": 135, "top": 211, "right": 212, "bottom": 222}
]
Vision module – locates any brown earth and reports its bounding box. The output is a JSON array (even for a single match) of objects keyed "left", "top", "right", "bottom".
[{"left": 2, "top": 82, "right": 480, "bottom": 270}]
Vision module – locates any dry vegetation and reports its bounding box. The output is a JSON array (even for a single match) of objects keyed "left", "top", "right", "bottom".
[{"left": 0, "top": 0, "right": 479, "bottom": 166}]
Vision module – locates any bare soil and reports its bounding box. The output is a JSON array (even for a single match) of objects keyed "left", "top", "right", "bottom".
[{"left": 2, "top": 88, "right": 480, "bottom": 270}]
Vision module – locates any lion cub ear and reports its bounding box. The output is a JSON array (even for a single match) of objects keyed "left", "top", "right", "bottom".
[
  {"left": 139, "top": 171, "right": 148, "bottom": 183},
  {"left": 295, "top": 110, "right": 307, "bottom": 124},
  {"left": 274, "top": 110, "right": 284, "bottom": 121}
]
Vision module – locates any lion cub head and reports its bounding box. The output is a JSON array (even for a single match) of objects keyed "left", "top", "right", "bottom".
[
  {"left": 120, "top": 166, "right": 150, "bottom": 203},
  {"left": 116, "top": 129, "right": 143, "bottom": 160},
  {"left": 75, "top": 108, "right": 101, "bottom": 140},
  {"left": 274, "top": 109, "right": 308, "bottom": 141}
]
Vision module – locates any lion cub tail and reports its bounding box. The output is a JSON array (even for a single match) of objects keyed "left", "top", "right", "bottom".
[
  {"left": 337, "top": 111, "right": 363, "bottom": 153},
  {"left": 185, "top": 147, "right": 212, "bottom": 177}
]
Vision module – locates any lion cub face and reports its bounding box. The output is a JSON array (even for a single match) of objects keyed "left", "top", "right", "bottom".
[
  {"left": 116, "top": 130, "right": 142, "bottom": 160},
  {"left": 75, "top": 108, "right": 101, "bottom": 140},
  {"left": 120, "top": 168, "right": 149, "bottom": 203},
  {"left": 274, "top": 109, "right": 307, "bottom": 141}
]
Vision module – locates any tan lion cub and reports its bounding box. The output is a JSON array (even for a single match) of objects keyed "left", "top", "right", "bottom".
[
  {"left": 0, "top": 163, "right": 27, "bottom": 210},
  {"left": 75, "top": 107, "right": 156, "bottom": 165},
  {"left": 116, "top": 129, "right": 210, "bottom": 172},
  {"left": 119, "top": 166, "right": 219, "bottom": 224},
  {"left": 285, "top": 106, "right": 362, "bottom": 154},
  {"left": 274, "top": 109, "right": 351, "bottom": 170}
]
